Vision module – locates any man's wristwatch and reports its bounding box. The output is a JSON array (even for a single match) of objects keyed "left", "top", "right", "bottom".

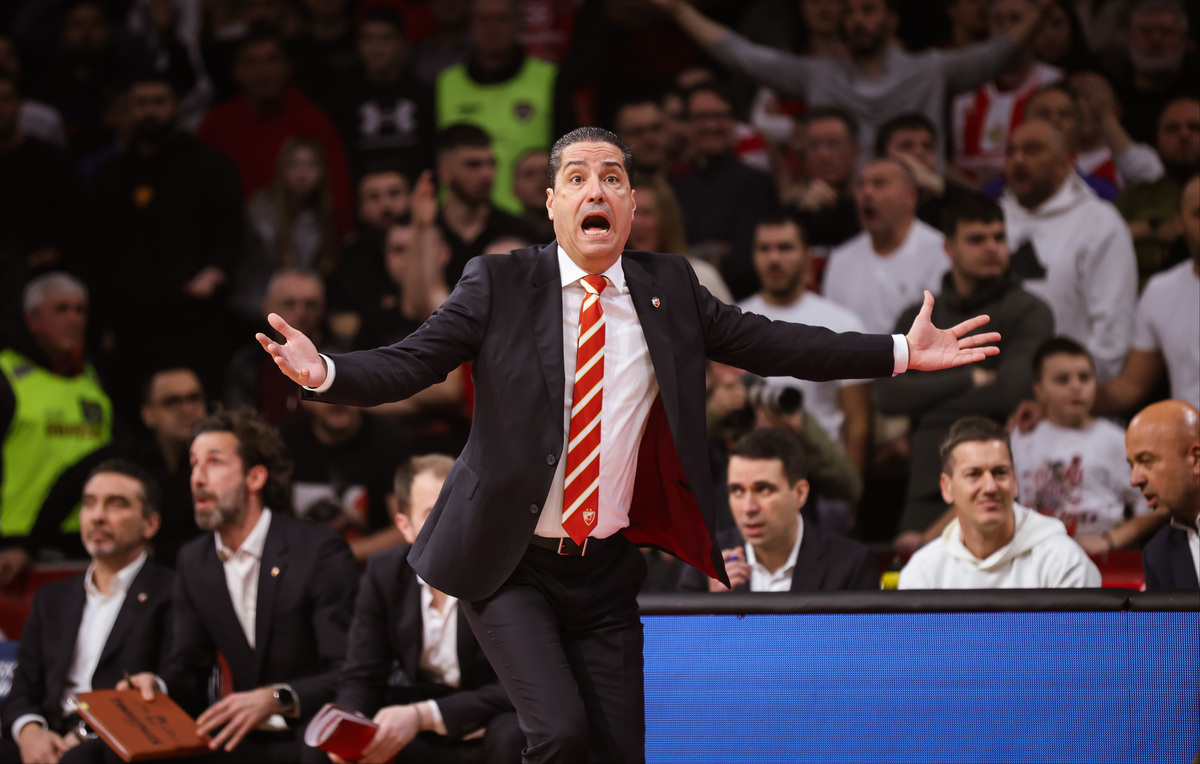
[{"left": 272, "top": 684, "right": 298, "bottom": 716}]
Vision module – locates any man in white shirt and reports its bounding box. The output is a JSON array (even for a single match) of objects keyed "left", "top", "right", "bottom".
[
  {"left": 738, "top": 215, "right": 872, "bottom": 472},
  {"left": 899, "top": 416, "right": 1100, "bottom": 589},
  {"left": 123, "top": 410, "right": 359, "bottom": 763},
  {"left": 1, "top": 460, "right": 173, "bottom": 764},
  {"left": 678, "top": 428, "right": 877, "bottom": 593},
  {"left": 823, "top": 158, "right": 950, "bottom": 334},
  {"left": 1128, "top": 400, "right": 1200, "bottom": 589},
  {"left": 333, "top": 455, "right": 521, "bottom": 764},
  {"left": 1000, "top": 119, "right": 1138, "bottom": 381}
]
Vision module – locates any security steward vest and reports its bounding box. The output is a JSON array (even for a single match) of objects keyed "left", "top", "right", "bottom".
[
  {"left": 437, "top": 55, "right": 557, "bottom": 215},
  {"left": 0, "top": 349, "right": 112, "bottom": 536}
]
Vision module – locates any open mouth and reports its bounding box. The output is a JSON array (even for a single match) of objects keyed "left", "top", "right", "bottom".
[{"left": 581, "top": 213, "right": 611, "bottom": 237}]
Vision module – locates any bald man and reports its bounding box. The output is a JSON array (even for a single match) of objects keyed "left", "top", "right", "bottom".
[
  {"left": 1000, "top": 119, "right": 1137, "bottom": 381},
  {"left": 1126, "top": 400, "right": 1200, "bottom": 589}
]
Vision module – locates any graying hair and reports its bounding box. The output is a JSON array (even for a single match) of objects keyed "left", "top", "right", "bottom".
[
  {"left": 23, "top": 272, "right": 87, "bottom": 314},
  {"left": 547, "top": 127, "right": 635, "bottom": 188},
  {"left": 265, "top": 266, "right": 325, "bottom": 300}
]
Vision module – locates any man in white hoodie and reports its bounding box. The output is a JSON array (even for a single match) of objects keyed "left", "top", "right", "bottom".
[
  {"left": 1000, "top": 119, "right": 1137, "bottom": 381},
  {"left": 899, "top": 415, "right": 1100, "bottom": 588}
]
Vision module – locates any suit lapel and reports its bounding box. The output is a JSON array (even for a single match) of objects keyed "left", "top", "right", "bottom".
[
  {"left": 52, "top": 580, "right": 88, "bottom": 691},
  {"left": 397, "top": 568, "right": 423, "bottom": 683},
  {"left": 196, "top": 542, "right": 255, "bottom": 674},
  {"left": 96, "top": 562, "right": 155, "bottom": 668},
  {"left": 624, "top": 256, "right": 679, "bottom": 438},
  {"left": 790, "top": 524, "right": 825, "bottom": 592},
  {"left": 253, "top": 518, "right": 287, "bottom": 678},
  {"left": 528, "top": 242, "right": 566, "bottom": 416},
  {"left": 1168, "top": 527, "right": 1200, "bottom": 587}
]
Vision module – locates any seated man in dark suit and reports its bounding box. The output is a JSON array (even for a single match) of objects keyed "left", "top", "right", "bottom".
[
  {"left": 1, "top": 460, "right": 173, "bottom": 764},
  {"left": 680, "top": 428, "right": 878, "bottom": 592},
  {"left": 1127, "top": 400, "right": 1200, "bottom": 590},
  {"left": 122, "top": 409, "right": 360, "bottom": 762},
  {"left": 333, "top": 454, "right": 522, "bottom": 764}
]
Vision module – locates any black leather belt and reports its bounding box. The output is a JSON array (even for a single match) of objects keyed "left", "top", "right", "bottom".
[{"left": 529, "top": 534, "right": 617, "bottom": 557}]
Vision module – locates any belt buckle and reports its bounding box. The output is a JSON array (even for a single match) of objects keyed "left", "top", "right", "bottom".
[{"left": 557, "top": 537, "right": 588, "bottom": 556}]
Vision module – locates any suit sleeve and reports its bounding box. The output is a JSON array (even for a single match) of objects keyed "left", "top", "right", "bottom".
[
  {"left": 335, "top": 556, "right": 394, "bottom": 716},
  {"left": 846, "top": 545, "right": 880, "bottom": 591},
  {"left": 310, "top": 255, "right": 492, "bottom": 406},
  {"left": 158, "top": 562, "right": 219, "bottom": 716},
  {"left": 2, "top": 591, "right": 51, "bottom": 732},
  {"left": 435, "top": 682, "right": 515, "bottom": 740},
  {"left": 288, "top": 532, "right": 360, "bottom": 715}
]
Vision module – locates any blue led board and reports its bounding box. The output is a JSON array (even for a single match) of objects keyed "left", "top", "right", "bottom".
[{"left": 643, "top": 612, "right": 1199, "bottom": 763}]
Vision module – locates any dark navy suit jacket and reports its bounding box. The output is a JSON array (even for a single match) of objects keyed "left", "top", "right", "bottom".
[
  {"left": 1143, "top": 524, "right": 1200, "bottom": 590},
  {"left": 312, "top": 242, "right": 896, "bottom": 601}
]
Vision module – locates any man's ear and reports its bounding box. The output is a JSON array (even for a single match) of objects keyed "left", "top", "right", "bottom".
[
  {"left": 792, "top": 479, "right": 810, "bottom": 511},
  {"left": 142, "top": 511, "right": 162, "bottom": 541},
  {"left": 245, "top": 464, "right": 268, "bottom": 493},
  {"left": 395, "top": 510, "right": 416, "bottom": 544},
  {"left": 940, "top": 471, "right": 954, "bottom": 506},
  {"left": 545, "top": 187, "right": 554, "bottom": 219}
]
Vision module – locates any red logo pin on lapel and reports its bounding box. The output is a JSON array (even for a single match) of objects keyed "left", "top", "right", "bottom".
[{"left": 651, "top": 297, "right": 660, "bottom": 308}]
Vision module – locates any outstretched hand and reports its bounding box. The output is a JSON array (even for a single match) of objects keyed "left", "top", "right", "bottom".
[
  {"left": 256, "top": 313, "right": 328, "bottom": 388},
  {"left": 905, "top": 291, "right": 1001, "bottom": 371}
]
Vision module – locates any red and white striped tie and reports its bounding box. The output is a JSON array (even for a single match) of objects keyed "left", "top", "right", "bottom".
[{"left": 562, "top": 274, "right": 607, "bottom": 545}]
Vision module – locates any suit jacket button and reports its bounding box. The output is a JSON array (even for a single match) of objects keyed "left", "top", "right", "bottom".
[
  {"left": 529, "top": 504, "right": 540, "bottom": 514},
  {"left": 546, "top": 454, "right": 556, "bottom": 465}
]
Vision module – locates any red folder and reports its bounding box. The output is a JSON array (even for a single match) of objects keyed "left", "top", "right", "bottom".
[{"left": 304, "top": 703, "right": 379, "bottom": 761}]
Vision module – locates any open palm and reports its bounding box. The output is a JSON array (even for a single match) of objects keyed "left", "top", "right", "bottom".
[
  {"left": 905, "top": 291, "right": 1001, "bottom": 371},
  {"left": 256, "top": 313, "right": 328, "bottom": 388}
]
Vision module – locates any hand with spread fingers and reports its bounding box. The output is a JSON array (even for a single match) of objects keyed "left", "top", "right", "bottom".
[
  {"left": 256, "top": 312, "right": 327, "bottom": 388},
  {"left": 195, "top": 688, "right": 280, "bottom": 753},
  {"left": 904, "top": 291, "right": 1001, "bottom": 371}
]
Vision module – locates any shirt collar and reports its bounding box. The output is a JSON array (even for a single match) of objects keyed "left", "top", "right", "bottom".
[
  {"left": 84, "top": 550, "right": 148, "bottom": 598},
  {"left": 744, "top": 516, "right": 803, "bottom": 575},
  {"left": 215, "top": 508, "right": 273, "bottom": 562},
  {"left": 557, "top": 245, "right": 627, "bottom": 293}
]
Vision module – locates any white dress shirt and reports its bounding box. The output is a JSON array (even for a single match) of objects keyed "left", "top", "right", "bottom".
[
  {"left": 744, "top": 519, "right": 803, "bottom": 592},
  {"left": 12, "top": 552, "right": 148, "bottom": 739},
  {"left": 413, "top": 576, "right": 459, "bottom": 737}
]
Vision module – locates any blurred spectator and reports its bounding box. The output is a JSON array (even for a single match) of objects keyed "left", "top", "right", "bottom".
[
  {"left": 1102, "top": 174, "right": 1200, "bottom": 412},
  {"left": 612, "top": 94, "right": 669, "bottom": 179},
  {"left": 1033, "top": 0, "right": 1096, "bottom": 72},
  {"left": 329, "top": 6, "right": 435, "bottom": 180},
  {"left": 282, "top": 400, "right": 411, "bottom": 563},
  {"left": 290, "top": 0, "right": 358, "bottom": 110},
  {"left": 355, "top": 221, "right": 438, "bottom": 349},
  {"left": 1020, "top": 83, "right": 1116, "bottom": 198},
  {"left": 1000, "top": 119, "right": 1137, "bottom": 381},
  {"left": 740, "top": 0, "right": 848, "bottom": 58},
  {"left": 669, "top": 81, "right": 782, "bottom": 301},
  {"left": 88, "top": 72, "right": 243, "bottom": 419},
  {"left": 0, "top": 274, "right": 113, "bottom": 585},
  {"left": 657, "top": 0, "right": 1053, "bottom": 168},
  {"left": 877, "top": 192, "right": 1052, "bottom": 543},
  {"left": 1103, "top": 0, "right": 1199, "bottom": 145},
  {"left": 629, "top": 175, "right": 734, "bottom": 303},
  {"left": 679, "top": 428, "right": 876, "bottom": 593},
  {"left": 434, "top": 123, "right": 535, "bottom": 287},
  {"left": 788, "top": 107, "right": 862, "bottom": 261},
  {"left": 122, "top": 0, "right": 211, "bottom": 129},
  {"left": 134, "top": 367, "right": 208, "bottom": 566},
  {"left": 0, "top": 70, "right": 81, "bottom": 343},
  {"left": 1116, "top": 96, "right": 1200, "bottom": 277},
  {"left": 197, "top": 28, "right": 354, "bottom": 235},
  {"left": 199, "top": 0, "right": 301, "bottom": 105},
  {"left": 37, "top": 0, "right": 127, "bottom": 159},
  {"left": 875, "top": 111, "right": 975, "bottom": 230},
  {"left": 436, "top": 0, "right": 561, "bottom": 215},
  {"left": 334, "top": 453, "right": 523, "bottom": 764},
  {"left": 1068, "top": 72, "right": 1166, "bottom": 190},
  {"left": 124, "top": 409, "right": 359, "bottom": 761},
  {"left": 0, "top": 460, "right": 172, "bottom": 764},
  {"left": 226, "top": 267, "right": 328, "bottom": 425},
  {"left": 0, "top": 33, "right": 67, "bottom": 147},
  {"left": 512, "top": 147, "right": 555, "bottom": 242},
  {"left": 238, "top": 138, "right": 341, "bottom": 324},
  {"left": 951, "top": 0, "right": 1063, "bottom": 185},
  {"left": 897, "top": 416, "right": 1101, "bottom": 588},
  {"left": 409, "top": 0, "right": 472, "bottom": 85},
  {"left": 76, "top": 79, "right": 133, "bottom": 186},
  {"left": 1011, "top": 337, "right": 1163, "bottom": 556},
  {"left": 739, "top": 215, "right": 871, "bottom": 472},
  {"left": 943, "top": 0, "right": 990, "bottom": 49},
  {"left": 823, "top": 158, "right": 948, "bottom": 334},
  {"left": 330, "top": 164, "right": 411, "bottom": 341},
  {"left": 1128, "top": 400, "right": 1199, "bottom": 590}
]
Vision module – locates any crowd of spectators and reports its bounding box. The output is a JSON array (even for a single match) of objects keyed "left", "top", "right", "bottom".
[{"left": 0, "top": 1, "right": 1197, "bottom": 753}]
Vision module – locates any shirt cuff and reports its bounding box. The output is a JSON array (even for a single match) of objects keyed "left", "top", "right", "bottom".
[
  {"left": 891, "top": 334, "right": 909, "bottom": 376},
  {"left": 422, "top": 700, "right": 447, "bottom": 736},
  {"left": 12, "top": 714, "right": 47, "bottom": 740},
  {"left": 303, "top": 354, "right": 337, "bottom": 393},
  {"left": 153, "top": 674, "right": 168, "bottom": 695}
]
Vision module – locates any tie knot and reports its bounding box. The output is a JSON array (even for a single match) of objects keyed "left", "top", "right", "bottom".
[{"left": 581, "top": 275, "right": 607, "bottom": 295}]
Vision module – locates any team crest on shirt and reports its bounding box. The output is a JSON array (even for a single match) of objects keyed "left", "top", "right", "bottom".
[
  {"left": 513, "top": 101, "right": 534, "bottom": 122},
  {"left": 583, "top": 508, "right": 595, "bottom": 525}
]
